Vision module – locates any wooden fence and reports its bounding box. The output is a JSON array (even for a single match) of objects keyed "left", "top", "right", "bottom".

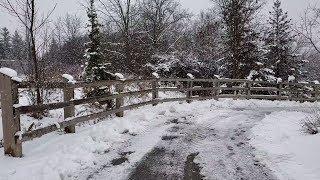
[{"left": 0, "top": 72, "right": 319, "bottom": 157}]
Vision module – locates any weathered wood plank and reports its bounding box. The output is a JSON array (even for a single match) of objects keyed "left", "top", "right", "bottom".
[
  {"left": 17, "top": 89, "right": 154, "bottom": 114},
  {"left": 158, "top": 87, "right": 217, "bottom": 92},
  {"left": 20, "top": 96, "right": 193, "bottom": 142},
  {"left": 116, "top": 76, "right": 125, "bottom": 117},
  {"left": 218, "top": 79, "right": 249, "bottom": 83},
  {"left": 0, "top": 74, "right": 22, "bottom": 157},
  {"left": 18, "top": 81, "right": 67, "bottom": 89},
  {"left": 152, "top": 78, "right": 159, "bottom": 106},
  {"left": 186, "top": 75, "right": 194, "bottom": 103},
  {"left": 63, "top": 77, "right": 75, "bottom": 133},
  {"left": 219, "top": 87, "right": 247, "bottom": 91},
  {"left": 250, "top": 87, "right": 279, "bottom": 91}
]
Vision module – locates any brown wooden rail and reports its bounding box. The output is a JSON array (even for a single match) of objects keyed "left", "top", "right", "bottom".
[{"left": 0, "top": 73, "right": 319, "bottom": 157}]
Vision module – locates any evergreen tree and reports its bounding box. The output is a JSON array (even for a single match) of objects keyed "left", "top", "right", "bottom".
[
  {"left": 84, "top": 0, "right": 114, "bottom": 108},
  {"left": 265, "top": 0, "right": 300, "bottom": 82},
  {"left": 0, "top": 37, "right": 4, "bottom": 61},
  {"left": 11, "top": 31, "right": 25, "bottom": 61},
  {"left": 44, "top": 38, "right": 61, "bottom": 67},
  {"left": 218, "top": 0, "right": 263, "bottom": 79},
  {"left": 0, "top": 27, "right": 11, "bottom": 60},
  {"left": 84, "top": 0, "right": 112, "bottom": 82}
]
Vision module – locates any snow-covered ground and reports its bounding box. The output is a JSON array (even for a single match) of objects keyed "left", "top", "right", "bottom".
[
  {"left": 250, "top": 110, "right": 320, "bottom": 180},
  {"left": 0, "top": 98, "right": 320, "bottom": 180}
]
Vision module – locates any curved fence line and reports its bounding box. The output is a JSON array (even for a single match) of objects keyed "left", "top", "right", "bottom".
[{"left": 1, "top": 74, "right": 319, "bottom": 157}]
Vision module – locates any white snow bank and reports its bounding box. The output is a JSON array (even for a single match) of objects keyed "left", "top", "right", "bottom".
[
  {"left": 187, "top": 73, "right": 195, "bottom": 79},
  {"left": 251, "top": 111, "right": 320, "bottom": 180},
  {"left": 152, "top": 72, "right": 160, "bottom": 78},
  {"left": 0, "top": 102, "right": 181, "bottom": 180},
  {"left": 1, "top": 97, "right": 320, "bottom": 180},
  {"left": 0, "top": 67, "right": 22, "bottom": 82},
  {"left": 0, "top": 67, "right": 17, "bottom": 77},
  {"left": 288, "top": 75, "right": 296, "bottom": 82},
  {"left": 114, "top": 73, "right": 125, "bottom": 80},
  {"left": 62, "top": 74, "right": 76, "bottom": 84},
  {"left": 211, "top": 98, "right": 318, "bottom": 110}
]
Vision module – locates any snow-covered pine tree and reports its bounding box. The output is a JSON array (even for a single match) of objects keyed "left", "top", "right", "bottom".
[
  {"left": 218, "top": 0, "right": 263, "bottom": 79},
  {"left": 84, "top": 0, "right": 114, "bottom": 108},
  {"left": 84, "top": 0, "right": 113, "bottom": 82},
  {"left": 265, "top": 0, "right": 300, "bottom": 82}
]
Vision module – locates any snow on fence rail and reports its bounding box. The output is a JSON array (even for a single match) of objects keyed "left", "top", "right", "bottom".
[{"left": 0, "top": 72, "right": 320, "bottom": 157}]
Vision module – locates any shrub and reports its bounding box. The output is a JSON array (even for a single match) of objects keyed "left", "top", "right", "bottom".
[
  {"left": 302, "top": 117, "right": 319, "bottom": 135},
  {"left": 302, "top": 108, "right": 320, "bottom": 135}
]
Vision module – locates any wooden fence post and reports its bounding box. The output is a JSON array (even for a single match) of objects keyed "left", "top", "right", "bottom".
[
  {"left": 115, "top": 74, "right": 125, "bottom": 117},
  {"left": 186, "top": 73, "right": 194, "bottom": 103},
  {"left": 0, "top": 73, "right": 22, "bottom": 157},
  {"left": 152, "top": 72, "right": 159, "bottom": 106},
  {"left": 278, "top": 83, "right": 283, "bottom": 100},
  {"left": 214, "top": 80, "right": 220, "bottom": 100},
  {"left": 246, "top": 81, "right": 252, "bottom": 99},
  {"left": 62, "top": 75, "right": 75, "bottom": 133},
  {"left": 314, "top": 85, "right": 319, "bottom": 101}
]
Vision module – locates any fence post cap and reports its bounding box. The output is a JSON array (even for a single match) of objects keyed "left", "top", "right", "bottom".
[
  {"left": 214, "top": 75, "right": 221, "bottom": 79},
  {"left": 0, "top": 67, "right": 22, "bottom": 82},
  {"left": 62, "top": 74, "right": 76, "bottom": 84},
  {"left": 277, "top": 78, "right": 283, "bottom": 83},
  {"left": 288, "top": 75, "right": 296, "bottom": 82},
  {"left": 152, "top": 72, "right": 160, "bottom": 79},
  {"left": 187, "top": 73, "right": 195, "bottom": 79},
  {"left": 115, "top": 73, "right": 125, "bottom": 81}
]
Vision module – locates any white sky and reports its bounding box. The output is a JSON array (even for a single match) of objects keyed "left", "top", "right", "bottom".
[{"left": 0, "top": 0, "right": 319, "bottom": 32}]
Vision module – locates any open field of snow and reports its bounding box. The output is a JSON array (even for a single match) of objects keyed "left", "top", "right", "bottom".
[{"left": 0, "top": 99, "right": 320, "bottom": 180}]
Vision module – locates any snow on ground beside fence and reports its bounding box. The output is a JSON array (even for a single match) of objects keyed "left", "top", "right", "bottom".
[
  {"left": 0, "top": 102, "right": 186, "bottom": 180},
  {"left": 0, "top": 88, "right": 182, "bottom": 143},
  {"left": 250, "top": 111, "right": 320, "bottom": 180},
  {"left": 1, "top": 97, "right": 320, "bottom": 179}
]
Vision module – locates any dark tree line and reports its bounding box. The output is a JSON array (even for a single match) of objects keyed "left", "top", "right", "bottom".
[
  {"left": 0, "top": 0, "right": 318, "bottom": 83},
  {"left": 0, "top": 28, "right": 30, "bottom": 73}
]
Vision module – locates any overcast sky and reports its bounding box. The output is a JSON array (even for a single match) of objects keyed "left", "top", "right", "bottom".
[{"left": 0, "top": 0, "right": 319, "bottom": 32}]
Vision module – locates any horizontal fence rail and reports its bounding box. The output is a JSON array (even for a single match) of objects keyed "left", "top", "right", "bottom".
[{"left": 1, "top": 73, "right": 320, "bottom": 157}]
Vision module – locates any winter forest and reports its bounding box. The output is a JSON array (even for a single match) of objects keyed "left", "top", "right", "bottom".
[
  {"left": 0, "top": 0, "right": 319, "bottom": 85},
  {"left": 3, "top": 1, "right": 320, "bottom": 180}
]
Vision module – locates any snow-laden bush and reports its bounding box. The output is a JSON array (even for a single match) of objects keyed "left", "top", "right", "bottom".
[
  {"left": 148, "top": 53, "right": 218, "bottom": 79},
  {"left": 302, "top": 117, "right": 319, "bottom": 135},
  {"left": 302, "top": 108, "right": 320, "bottom": 135}
]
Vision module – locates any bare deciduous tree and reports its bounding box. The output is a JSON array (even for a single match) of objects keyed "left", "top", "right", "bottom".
[
  {"left": 139, "top": 0, "right": 190, "bottom": 52},
  {"left": 0, "top": 0, "right": 56, "bottom": 106},
  {"left": 295, "top": 6, "right": 320, "bottom": 54},
  {"left": 54, "top": 13, "right": 83, "bottom": 44}
]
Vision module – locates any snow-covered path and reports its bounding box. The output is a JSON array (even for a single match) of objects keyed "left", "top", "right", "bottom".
[
  {"left": 89, "top": 103, "right": 284, "bottom": 180},
  {"left": 125, "top": 109, "right": 277, "bottom": 180},
  {"left": 1, "top": 99, "right": 319, "bottom": 180}
]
